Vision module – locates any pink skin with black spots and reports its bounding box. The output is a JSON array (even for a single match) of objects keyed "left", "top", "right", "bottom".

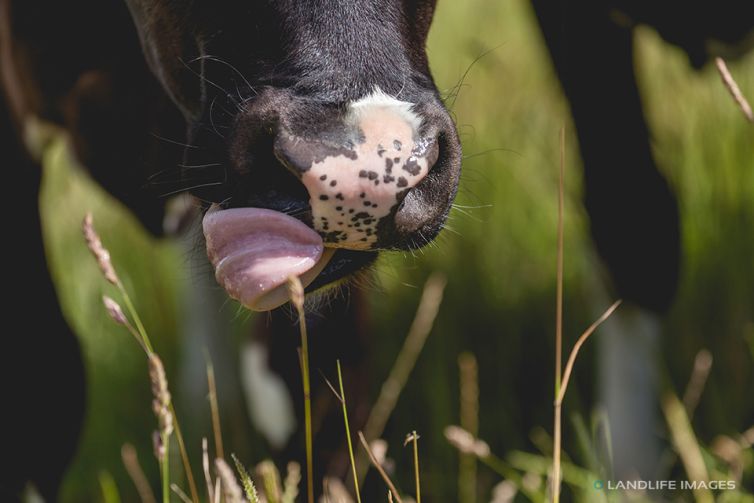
[{"left": 298, "top": 92, "right": 436, "bottom": 249}]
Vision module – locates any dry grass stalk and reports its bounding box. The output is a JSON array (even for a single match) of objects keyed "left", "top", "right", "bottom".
[
  {"left": 356, "top": 273, "right": 447, "bottom": 483},
  {"left": 550, "top": 131, "right": 621, "bottom": 503},
  {"left": 552, "top": 127, "right": 566, "bottom": 503},
  {"left": 121, "top": 443, "right": 156, "bottom": 503},
  {"left": 287, "top": 275, "right": 314, "bottom": 503},
  {"left": 358, "top": 432, "right": 403, "bottom": 503},
  {"left": 458, "top": 353, "right": 479, "bottom": 503},
  {"left": 404, "top": 432, "right": 421, "bottom": 503},
  {"left": 203, "top": 438, "right": 216, "bottom": 503},
  {"left": 170, "top": 417, "right": 200, "bottom": 503},
  {"left": 170, "top": 484, "right": 193, "bottom": 503},
  {"left": 555, "top": 300, "right": 622, "bottom": 406},
  {"left": 206, "top": 358, "right": 225, "bottom": 460},
  {"left": 715, "top": 57, "right": 754, "bottom": 122},
  {"left": 682, "top": 349, "right": 713, "bottom": 417},
  {"left": 216, "top": 458, "right": 245, "bottom": 503}
]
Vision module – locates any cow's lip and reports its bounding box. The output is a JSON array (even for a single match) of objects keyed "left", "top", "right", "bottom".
[
  {"left": 305, "top": 248, "right": 379, "bottom": 292},
  {"left": 202, "top": 205, "right": 374, "bottom": 310}
]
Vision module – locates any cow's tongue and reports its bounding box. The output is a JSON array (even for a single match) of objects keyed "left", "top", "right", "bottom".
[{"left": 203, "top": 207, "right": 333, "bottom": 311}]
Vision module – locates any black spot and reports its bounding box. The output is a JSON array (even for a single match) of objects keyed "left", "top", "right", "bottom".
[
  {"left": 337, "top": 221, "right": 343, "bottom": 225},
  {"left": 385, "top": 158, "right": 393, "bottom": 173},
  {"left": 383, "top": 175, "right": 395, "bottom": 184},
  {"left": 336, "top": 193, "right": 344, "bottom": 201},
  {"left": 359, "top": 170, "right": 368, "bottom": 178},
  {"left": 319, "top": 195, "right": 329, "bottom": 201},
  {"left": 377, "top": 144, "right": 386, "bottom": 157},
  {"left": 364, "top": 219, "right": 373, "bottom": 225},
  {"left": 393, "top": 139, "right": 402, "bottom": 151},
  {"left": 364, "top": 201, "right": 371, "bottom": 207},
  {"left": 361, "top": 237, "right": 368, "bottom": 242},
  {"left": 397, "top": 177, "right": 408, "bottom": 187},
  {"left": 354, "top": 212, "right": 370, "bottom": 219},
  {"left": 321, "top": 230, "right": 347, "bottom": 243},
  {"left": 403, "top": 158, "right": 421, "bottom": 176},
  {"left": 374, "top": 180, "right": 379, "bottom": 186},
  {"left": 320, "top": 174, "right": 327, "bottom": 181},
  {"left": 394, "top": 157, "right": 400, "bottom": 164},
  {"left": 330, "top": 180, "right": 337, "bottom": 187},
  {"left": 372, "top": 204, "right": 378, "bottom": 208},
  {"left": 336, "top": 206, "right": 343, "bottom": 211},
  {"left": 360, "top": 192, "right": 365, "bottom": 198},
  {"left": 349, "top": 209, "right": 355, "bottom": 214},
  {"left": 367, "top": 171, "right": 378, "bottom": 180}
]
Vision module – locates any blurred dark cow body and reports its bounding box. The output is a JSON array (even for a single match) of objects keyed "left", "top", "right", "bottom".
[{"left": 1, "top": 0, "right": 752, "bottom": 499}]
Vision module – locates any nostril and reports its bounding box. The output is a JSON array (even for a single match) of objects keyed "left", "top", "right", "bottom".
[{"left": 395, "top": 130, "right": 461, "bottom": 243}]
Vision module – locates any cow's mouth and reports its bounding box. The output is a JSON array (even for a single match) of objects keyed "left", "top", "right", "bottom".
[{"left": 202, "top": 205, "right": 376, "bottom": 311}]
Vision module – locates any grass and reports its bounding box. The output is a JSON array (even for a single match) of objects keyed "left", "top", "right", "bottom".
[
  {"left": 83, "top": 219, "right": 445, "bottom": 502},
  {"left": 35, "top": 0, "right": 754, "bottom": 500}
]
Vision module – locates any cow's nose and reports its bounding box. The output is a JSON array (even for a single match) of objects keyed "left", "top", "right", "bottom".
[{"left": 275, "top": 93, "right": 441, "bottom": 250}]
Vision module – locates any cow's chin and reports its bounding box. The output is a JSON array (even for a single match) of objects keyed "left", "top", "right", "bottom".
[{"left": 202, "top": 205, "right": 376, "bottom": 311}]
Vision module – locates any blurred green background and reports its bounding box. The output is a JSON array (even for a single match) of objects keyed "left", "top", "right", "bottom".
[{"left": 40, "top": 0, "right": 752, "bottom": 501}]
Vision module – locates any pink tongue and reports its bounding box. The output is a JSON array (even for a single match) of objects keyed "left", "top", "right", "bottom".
[{"left": 203, "top": 207, "right": 329, "bottom": 311}]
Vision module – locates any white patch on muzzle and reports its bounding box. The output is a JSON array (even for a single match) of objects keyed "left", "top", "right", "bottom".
[{"left": 347, "top": 88, "right": 422, "bottom": 132}]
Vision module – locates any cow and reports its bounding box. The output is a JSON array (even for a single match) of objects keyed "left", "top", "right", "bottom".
[
  {"left": 1, "top": 0, "right": 461, "bottom": 498},
  {"left": 1, "top": 0, "right": 751, "bottom": 499}
]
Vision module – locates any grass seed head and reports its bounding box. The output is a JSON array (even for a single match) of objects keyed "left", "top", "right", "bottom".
[
  {"left": 216, "top": 458, "right": 245, "bottom": 503},
  {"left": 82, "top": 212, "right": 119, "bottom": 285},
  {"left": 149, "top": 354, "right": 173, "bottom": 436},
  {"left": 102, "top": 295, "right": 127, "bottom": 325}
]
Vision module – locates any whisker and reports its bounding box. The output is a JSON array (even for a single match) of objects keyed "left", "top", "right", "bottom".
[
  {"left": 179, "top": 57, "right": 241, "bottom": 108},
  {"left": 463, "top": 147, "right": 521, "bottom": 160},
  {"left": 159, "top": 182, "right": 224, "bottom": 198},
  {"left": 189, "top": 55, "right": 258, "bottom": 99},
  {"left": 150, "top": 133, "right": 200, "bottom": 149},
  {"left": 178, "top": 162, "right": 223, "bottom": 169}
]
